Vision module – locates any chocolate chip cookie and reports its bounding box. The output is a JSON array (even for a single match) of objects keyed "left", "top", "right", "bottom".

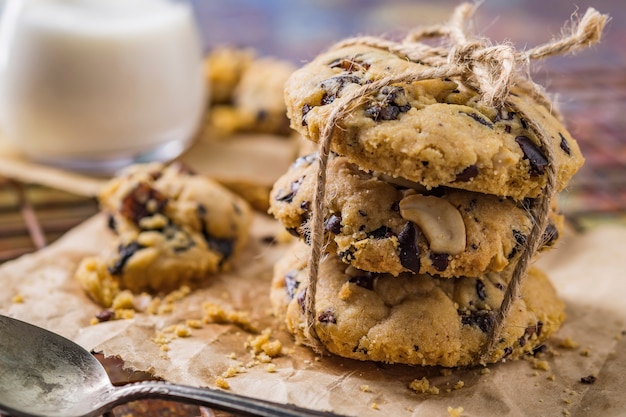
[
  {"left": 283, "top": 44, "right": 584, "bottom": 200},
  {"left": 76, "top": 162, "right": 252, "bottom": 306},
  {"left": 269, "top": 153, "right": 563, "bottom": 277},
  {"left": 271, "top": 243, "right": 565, "bottom": 367}
]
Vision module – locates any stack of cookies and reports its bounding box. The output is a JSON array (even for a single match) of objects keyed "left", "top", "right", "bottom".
[{"left": 268, "top": 43, "right": 584, "bottom": 367}]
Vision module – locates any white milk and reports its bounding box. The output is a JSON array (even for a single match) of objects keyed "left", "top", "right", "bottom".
[{"left": 0, "top": 0, "right": 205, "bottom": 172}]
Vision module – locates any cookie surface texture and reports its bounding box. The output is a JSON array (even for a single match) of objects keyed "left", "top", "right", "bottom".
[
  {"left": 269, "top": 153, "right": 563, "bottom": 277},
  {"left": 284, "top": 45, "right": 583, "bottom": 200},
  {"left": 271, "top": 243, "right": 565, "bottom": 367}
]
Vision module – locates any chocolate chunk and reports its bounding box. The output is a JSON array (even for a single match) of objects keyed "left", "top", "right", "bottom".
[
  {"left": 320, "top": 75, "right": 362, "bottom": 105},
  {"left": 455, "top": 164, "right": 479, "bottom": 182},
  {"left": 95, "top": 310, "right": 114, "bottom": 323},
  {"left": 120, "top": 182, "right": 168, "bottom": 225},
  {"left": 398, "top": 222, "right": 420, "bottom": 273},
  {"left": 390, "top": 201, "right": 400, "bottom": 212},
  {"left": 476, "top": 279, "right": 486, "bottom": 301},
  {"left": 461, "top": 311, "right": 494, "bottom": 333},
  {"left": 108, "top": 241, "right": 144, "bottom": 276},
  {"left": 301, "top": 104, "right": 312, "bottom": 126},
  {"left": 275, "top": 176, "right": 305, "bottom": 203},
  {"left": 297, "top": 289, "right": 307, "bottom": 313},
  {"left": 515, "top": 136, "right": 548, "bottom": 176},
  {"left": 542, "top": 223, "right": 559, "bottom": 246},
  {"left": 502, "top": 346, "right": 513, "bottom": 358},
  {"left": 532, "top": 344, "right": 547, "bottom": 356},
  {"left": 284, "top": 270, "right": 300, "bottom": 299},
  {"left": 349, "top": 273, "right": 375, "bottom": 290},
  {"left": 318, "top": 308, "right": 337, "bottom": 324},
  {"left": 364, "top": 86, "right": 411, "bottom": 121},
  {"left": 508, "top": 229, "right": 527, "bottom": 259},
  {"left": 460, "top": 111, "right": 493, "bottom": 128},
  {"left": 430, "top": 253, "right": 449, "bottom": 272},
  {"left": 536, "top": 320, "right": 544, "bottom": 336},
  {"left": 580, "top": 375, "right": 597, "bottom": 384},
  {"left": 107, "top": 214, "right": 117, "bottom": 233},
  {"left": 368, "top": 226, "right": 392, "bottom": 239},
  {"left": 286, "top": 227, "right": 300, "bottom": 237},
  {"left": 325, "top": 214, "right": 342, "bottom": 234},
  {"left": 559, "top": 132, "right": 572, "bottom": 155}
]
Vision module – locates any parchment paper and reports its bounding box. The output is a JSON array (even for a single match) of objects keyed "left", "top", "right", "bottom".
[{"left": 1, "top": 210, "right": 625, "bottom": 417}]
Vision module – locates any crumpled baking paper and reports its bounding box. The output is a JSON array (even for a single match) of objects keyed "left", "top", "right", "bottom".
[{"left": 1, "top": 212, "right": 625, "bottom": 417}]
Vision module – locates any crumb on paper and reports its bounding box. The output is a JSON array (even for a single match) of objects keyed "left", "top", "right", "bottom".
[
  {"left": 559, "top": 337, "right": 580, "bottom": 349},
  {"left": 580, "top": 375, "right": 597, "bottom": 384},
  {"left": 215, "top": 376, "right": 230, "bottom": 389},
  {"left": 227, "top": 352, "right": 237, "bottom": 360},
  {"left": 360, "top": 385, "right": 372, "bottom": 393},
  {"left": 454, "top": 380, "right": 464, "bottom": 390},
  {"left": 246, "top": 329, "right": 282, "bottom": 358},
  {"left": 265, "top": 363, "right": 277, "bottom": 373},
  {"left": 409, "top": 377, "right": 439, "bottom": 395},
  {"left": 370, "top": 403, "right": 379, "bottom": 410},
  {"left": 174, "top": 324, "right": 192, "bottom": 337},
  {"left": 580, "top": 347, "right": 591, "bottom": 356},
  {"left": 11, "top": 293, "right": 24, "bottom": 303},
  {"left": 547, "top": 374, "right": 556, "bottom": 381},
  {"left": 532, "top": 359, "right": 551, "bottom": 372},
  {"left": 480, "top": 367, "right": 490, "bottom": 375},
  {"left": 447, "top": 406, "right": 464, "bottom": 417},
  {"left": 440, "top": 368, "right": 453, "bottom": 376},
  {"left": 202, "top": 301, "right": 256, "bottom": 332}
]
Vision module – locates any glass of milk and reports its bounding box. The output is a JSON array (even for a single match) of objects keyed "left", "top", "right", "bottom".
[{"left": 0, "top": 0, "right": 206, "bottom": 173}]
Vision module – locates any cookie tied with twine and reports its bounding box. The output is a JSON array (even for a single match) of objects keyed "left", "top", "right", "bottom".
[{"left": 288, "top": 3, "right": 608, "bottom": 364}]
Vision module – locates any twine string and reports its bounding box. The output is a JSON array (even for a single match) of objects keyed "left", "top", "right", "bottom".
[{"left": 304, "top": 3, "right": 607, "bottom": 358}]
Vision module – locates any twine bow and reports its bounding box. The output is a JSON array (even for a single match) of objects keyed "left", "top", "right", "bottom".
[{"left": 304, "top": 3, "right": 608, "bottom": 362}]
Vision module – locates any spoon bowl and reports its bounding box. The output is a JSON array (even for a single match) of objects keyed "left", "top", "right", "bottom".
[{"left": 0, "top": 315, "right": 340, "bottom": 417}]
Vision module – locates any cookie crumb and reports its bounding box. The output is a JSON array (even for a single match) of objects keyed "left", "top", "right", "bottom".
[
  {"left": 440, "top": 368, "right": 453, "bottom": 376},
  {"left": 265, "top": 363, "right": 277, "bottom": 373},
  {"left": 202, "top": 301, "right": 256, "bottom": 332},
  {"left": 11, "top": 294, "right": 24, "bottom": 303},
  {"left": 447, "top": 406, "right": 464, "bottom": 417},
  {"left": 409, "top": 377, "right": 439, "bottom": 395},
  {"left": 360, "top": 385, "right": 372, "bottom": 393},
  {"left": 580, "top": 347, "right": 591, "bottom": 357},
  {"left": 547, "top": 374, "right": 556, "bottom": 381},
  {"left": 215, "top": 376, "right": 230, "bottom": 390},
  {"left": 480, "top": 367, "right": 490, "bottom": 375},
  {"left": 532, "top": 359, "right": 551, "bottom": 372},
  {"left": 559, "top": 337, "right": 580, "bottom": 349},
  {"left": 454, "top": 380, "right": 464, "bottom": 390},
  {"left": 370, "top": 403, "right": 379, "bottom": 410}
]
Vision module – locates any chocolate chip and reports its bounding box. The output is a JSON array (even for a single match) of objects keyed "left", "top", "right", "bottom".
[
  {"left": 542, "top": 223, "right": 559, "bottom": 246},
  {"left": 349, "top": 273, "right": 375, "bottom": 290},
  {"left": 368, "top": 226, "right": 392, "bottom": 239},
  {"left": 107, "top": 214, "right": 117, "bottom": 233},
  {"left": 520, "top": 117, "right": 528, "bottom": 129},
  {"left": 318, "top": 309, "right": 337, "bottom": 324},
  {"left": 284, "top": 270, "right": 300, "bottom": 299},
  {"left": 320, "top": 75, "right": 362, "bottom": 105},
  {"left": 301, "top": 104, "right": 312, "bottom": 126},
  {"left": 580, "top": 375, "right": 597, "bottom": 384},
  {"left": 398, "top": 222, "right": 420, "bottom": 273},
  {"left": 430, "top": 252, "right": 449, "bottom": 272},
  {"left": 559, "top": 132, "right": 572, "bottom": 155},
  {"left": 502, "top": 346, "right": 513, "bottom": 358},
  {"left": 508, "top": 229, "right": 527, "bottom": 259},
  {"left": 390, "top": 201, "right": 400, "bottom": 212},
  {"left": 95, "top": 310, "right": 114, "bottom": 322},
  {"left": 120, "top": 182, "right": 168, "bottom": 225},
  {"left": 455, "top": 164, "right": 479, "bottom": 182},
  {"left": 108, "top": 241, "right": 144, "bottom": 276},
  {"left": 275, "top": 176, "right": 305, "bottom": 203},
  {"left": 460, "top": 111, "right": 493, "bottom": 128},
  {"left": 515, "top": 136, "right": 548, "bottom": 176},
  {"left": 340, "top": 248, "right": 356, "bottom": 262},
  {"left": 293, "top": 153, "right": 317, "bottom": 168},
  {"left": 358, "top": 210, "right": 367, "bottom": 217},
  {"left": 286, "top": 227, "right": 300, "bottom": 237},
  {"left": 476, "top": 280, "right": 486, "bottom": 301},
  {"left": 536, "top": 320, "right": 544, "bottom": 336},
  {"left": 532, "top": 344, "right": 547, "bottom": 356},
  {"left": 461, "top": 311, "right": 494, "bottom": 333},
  {"left": 325, "top": 214, "right": 342, "bottom": 234},
  {"left": 364, "top": 86, "right": 411, "bottom": 121}
]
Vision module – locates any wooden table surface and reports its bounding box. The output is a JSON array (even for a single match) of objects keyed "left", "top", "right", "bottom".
[{"left": 1, "top": 1, "right": 625, "bottom": 416}]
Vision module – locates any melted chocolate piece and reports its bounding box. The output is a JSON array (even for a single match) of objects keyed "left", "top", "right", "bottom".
[
  {"left": 325, "top": 214, "right": 342, "bottom": 234},
  {"left": 461, "top": 311, "right": 495, "bottom": 333},
  {"left": 515, "top": 136, "right": 548, "bottom": 176},
  {"left": 108, "top": 241, "right": 144, "bottom": 276},
  {"left": 318, "top": 308, "right": 337, "bottom": 324},
  {"left": 120, "top": 182, "right": 168, "bottom": 225},
  {"left": 349, "top": 273, "right": 375, "bottom": 290},
  {"left": 460, "top": 111, "right": 493, "bottom": 128},
  {"left": 430, "top": 253, "right": 449, "bottom": 272},
  {"left": 455, "top": 164, "right": 479, "bottom": 182},
  {"left": 398, "top": 222, "right": 420, "bottom": 273}
]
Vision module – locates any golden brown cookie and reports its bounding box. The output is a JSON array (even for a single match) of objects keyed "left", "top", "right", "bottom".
[
  {"left": 271, "top": 243, "right": 565, "bottom": 367},
  {"left": 284, "top": 44, "right": 584, "bottom": 200},
  {"left": 269, "top": 153, "right": 563, "bottom": 277}
]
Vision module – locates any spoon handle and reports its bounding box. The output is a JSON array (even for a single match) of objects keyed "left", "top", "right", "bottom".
[{"left": 111, "top": 381, "right": 343, "bottom": 417}]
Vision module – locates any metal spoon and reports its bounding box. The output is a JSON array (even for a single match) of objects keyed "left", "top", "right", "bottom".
[{"left": 0, "top": 315, "right": 341, "bottom": 417}]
